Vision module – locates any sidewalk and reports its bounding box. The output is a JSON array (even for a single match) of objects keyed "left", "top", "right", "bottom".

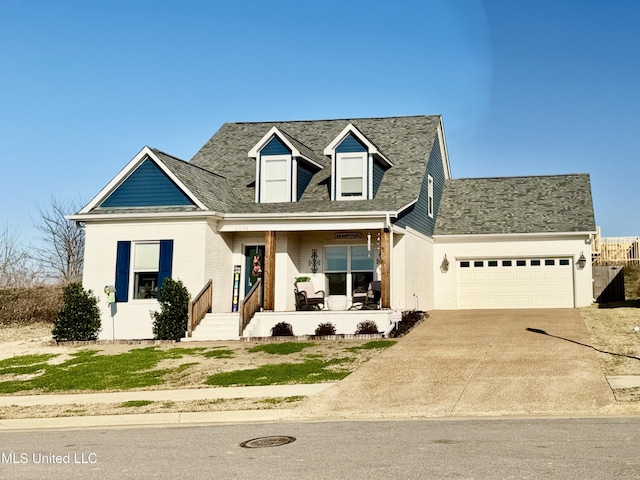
[{"left": 0, "top": 384, "right": 333, "bottom": 431}]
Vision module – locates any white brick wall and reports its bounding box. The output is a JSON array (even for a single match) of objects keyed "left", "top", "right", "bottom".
[{"left": 83, "top": 219, "right": 227, "bottom": 339}]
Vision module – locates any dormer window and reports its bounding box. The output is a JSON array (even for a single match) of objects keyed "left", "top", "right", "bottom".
[
  {"left": 337, "top": 152, "right": 366, "bottom": 198},
  {"left": 261, "top": 154, "right": 291, "bottom": 203},
  {"left": 324, "top": 123, "right": 393, "bottom": 201},
  {"left": 249, "top": 126, "right": 324, "bottom": 204}
]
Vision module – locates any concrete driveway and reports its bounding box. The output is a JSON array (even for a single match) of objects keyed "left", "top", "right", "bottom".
[{"left": 295, "top": 309, "right": 615, "bottom": 419}]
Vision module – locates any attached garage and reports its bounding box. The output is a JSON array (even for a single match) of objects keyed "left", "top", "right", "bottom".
[
  {"left": 456, "top": 258, "right": 574, "bottom": 309},
  {"left": 432, "top": 175, "right": 597, "bottom": 310}
]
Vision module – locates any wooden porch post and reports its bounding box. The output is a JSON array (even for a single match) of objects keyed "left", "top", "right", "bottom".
[
  {"left": 264, "top": 231, "right": 276, "bottom": 311},
  {"left": 381, "top": 229, "right": 391, "bottom": 308}
]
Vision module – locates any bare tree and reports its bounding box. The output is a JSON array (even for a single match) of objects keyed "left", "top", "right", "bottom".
[
  {"left": 0, "top": 224, "right": 36, "bottom": 288},
  {"left": 33, "top": 197, "right": 85, "bottom": 284}
]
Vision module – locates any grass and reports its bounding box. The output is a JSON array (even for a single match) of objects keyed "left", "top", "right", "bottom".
[
  {"left": 0, "top": 347, "right": 205, "bottom": 394},
  {"left": 346, "top": 340, "right": 396, "bottom": 352},
  {"left": 120, "top": 400, "right": 154, "bottom": 408},
  {"left": 246, "top": 342, "right": 315, "bottom": 355},
  {"left": 204, "top": 358, "right": 353, "bottom": 386},
  {"left": 261, "top": 396, "right": 305, "bottom": 404},
  {"left": 0, "top": 332, "right": 397, "bottom": 395}
]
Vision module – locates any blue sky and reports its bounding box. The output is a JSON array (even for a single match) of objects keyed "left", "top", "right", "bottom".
[{"left": 1, "top": 0, "right": 639, "bottom": 243}]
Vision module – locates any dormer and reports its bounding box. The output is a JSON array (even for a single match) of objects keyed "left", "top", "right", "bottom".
[
  {"left": 249, "top": 127, "right": 323, "bottom": 203},
  {"left": 324, "top": 123, "right": 393, "bottom": 201}
]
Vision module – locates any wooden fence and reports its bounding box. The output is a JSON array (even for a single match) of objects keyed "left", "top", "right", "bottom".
[{"left": 592, "top": 227, "right": 640, "bottom": 265}]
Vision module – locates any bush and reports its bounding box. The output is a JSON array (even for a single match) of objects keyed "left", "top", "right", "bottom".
[
  {"left": 0, "top": 284, "right": 63, "bottom": 325},
  {"left": 271, "top": 322, "right": 294, "bottom": 336},
  {"left": 314, "top": 322, "right": 336, "bottom": 336},
  {"left": 52, "top": 283, "right": 101, "bottom": 341},
  {"left": 355, "top": 320, "right": 379, "bottom": 335},
  {"left": 394, "top": 310, "right": 428, "bottom": 337},
  {"left": 153, "top": 278, "right": 190, "bottom": 341}
]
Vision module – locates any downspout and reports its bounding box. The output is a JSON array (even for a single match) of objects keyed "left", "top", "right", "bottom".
[{"left": 386, "top": 213, "right": 393, "bottom": 309}]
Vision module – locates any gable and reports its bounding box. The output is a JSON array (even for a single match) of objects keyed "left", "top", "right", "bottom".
[
  {"left": 262, "top": 136, "right": 291, "bottom": 156},
  {"left": 335, "top": 133, "right": 367, "bottom": 153},
  {"left": 100, "top": 158, "right": 195, "bottom": 208}
]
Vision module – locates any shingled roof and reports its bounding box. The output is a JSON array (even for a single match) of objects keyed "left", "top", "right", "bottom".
[
  {"left": 189, "top": 115, "right": 442, "bottom": 214},
  {"left": 434, "top": 174, "right": 596, "bottom": 235}
]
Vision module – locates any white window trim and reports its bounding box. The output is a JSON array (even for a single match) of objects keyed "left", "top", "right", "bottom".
[
  {"left": 258, "top": 154, "right": 293, "bottom": 203},
  {"left": 335, "top": 152, "right": 368, "bottom": 200},
  {"left": 132, "top": 241, "right": 160, "bottom": 301},
  {"left": 324, "top": 244, "right": 377, "bottom": 295},
  {"left": 427, "top": 174, "right": 434, "bottom": 218}
]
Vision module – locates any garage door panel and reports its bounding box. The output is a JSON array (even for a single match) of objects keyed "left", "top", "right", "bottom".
[{"left": 457, "top": 258, "right": 574, "bottom": 309}]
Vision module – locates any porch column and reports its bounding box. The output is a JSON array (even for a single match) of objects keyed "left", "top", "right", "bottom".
[
  {"left": 264, "top": 230, "right": 276, "bottom": 311},
  {"left": 381, "top": 229, "right": 391, "bottom": 308}
]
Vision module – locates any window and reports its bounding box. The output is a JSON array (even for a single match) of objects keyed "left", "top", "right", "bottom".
[
  {"left": 559, "top": 259, "right": 570, "bottom": 266},
  {"left": 260, "top": 155, "right": 291, "bottom": 203},
  {"left": 531, "top": 259, "right": 541, "bottom": 266},
  {"left": 325, "top": 245, "right": 374, "bottom": 295},
  {"left": 115, "top": 240, "right": 173, "bottom": 302},
  {"left": 337, "top": 153, "right": 366, "bottom": 199},
  {"left": 460, "top": 261, "right": 470, "bottom": 268},
  {"left": 545, "top": 259, "right": 555, "bottom": 266},
  {"left": 502, "top": 260, "right": 512, "bottom": 267},
  {"left": 427, "top": 175, "right": 434, "bottom": 218},
  {"left": 474, "top": 261, "right": 484, "bottom": 267},
  {"left": 488, "top": 260, "right": 498, "bottom": 267},
  {"left": 133, "top": 242, "right": 160, "bottom": 299},
  {"left": 517, "top": 260, "right": 527, "bottom": 266}
]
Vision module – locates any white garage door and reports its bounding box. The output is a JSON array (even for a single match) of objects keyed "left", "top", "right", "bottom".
[{"left": 457, "top": 258, "right": 574, "bottom": 309}]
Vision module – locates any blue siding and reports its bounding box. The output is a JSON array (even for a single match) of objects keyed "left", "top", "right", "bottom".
[
  {"left": 393, "top": 138, "right": 445, "bottom": 237},
  {"left": 101, "top": 159, "right": 194, "bottom": 208},
  {"left": 373, "top": 159, "right": 385, "bottom": 197},
  {"left": 261, "top": 136, "right": 291, "bottom": 155},
  {"left": 335, "top": 133, "right": 367, "bottom": 153},
  {"left": 297, "top": 163, "right": 314, "bottom": 200}
]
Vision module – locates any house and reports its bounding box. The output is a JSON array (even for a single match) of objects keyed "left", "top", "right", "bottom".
[{"left": 71, "top": 115, "right": 596, "bottom": 340}]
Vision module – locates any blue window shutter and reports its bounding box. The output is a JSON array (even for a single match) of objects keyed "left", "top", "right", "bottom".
[
  {"left": 115, "top": 241, "right": 131, "bottom": 302},
  {"left": 158, "top": 240, "right": 174, "bottom": 289}
]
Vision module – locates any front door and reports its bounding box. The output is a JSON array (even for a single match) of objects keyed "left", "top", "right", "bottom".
[{"left": 244, "top": 245, "right": 265, "bottom": 296}]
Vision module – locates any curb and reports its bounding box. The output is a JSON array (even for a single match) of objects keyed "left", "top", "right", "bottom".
[{"left": 0, "top": 409, "right": 296, "bottom": 431}]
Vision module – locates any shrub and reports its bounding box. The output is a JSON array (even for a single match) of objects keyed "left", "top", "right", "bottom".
[
  {"left": 52, "top": 283, "right": 101, "bottom": 341},
  {"left": 315, "top": 322, "right": 336, "bottom": 336},
  {"left": 271, "top": 322, "right": 294, "bottom": 336},
  {"left": 394, "top": 310, "right": 428, "bottom": 337},
  {"left": 0, "top": 284, "right": 63, "bottom": 325},
  {"left": 355, "top": 320, "right": 379, "bottom": 335},
  {"left": 153, "top": 278, "right": 190, "bottom": 341}
]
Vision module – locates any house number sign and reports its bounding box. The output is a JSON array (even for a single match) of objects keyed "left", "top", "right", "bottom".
[{"left": 334, "top": 232, "right": 361, "bottom": 239}]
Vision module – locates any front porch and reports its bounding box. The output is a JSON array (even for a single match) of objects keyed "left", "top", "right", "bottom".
[{"left": 184, "top": 308, "right": 395, "bottom": 341}]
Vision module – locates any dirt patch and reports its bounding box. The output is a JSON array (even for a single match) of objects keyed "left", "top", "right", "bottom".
[{"left": 580, "top": 306, "right": 640, "bottom": 376}]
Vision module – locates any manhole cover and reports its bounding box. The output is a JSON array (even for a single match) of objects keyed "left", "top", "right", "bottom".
[{"left": 240, "top": 436, "right": 296, "bottom": 449}]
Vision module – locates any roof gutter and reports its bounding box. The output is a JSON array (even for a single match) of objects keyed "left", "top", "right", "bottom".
[
  {"left": 66, "top": 210, "right": 223, "bottom": 222},
  {"left": 434, "top": 230, "right": 598, "bottom": 242}
]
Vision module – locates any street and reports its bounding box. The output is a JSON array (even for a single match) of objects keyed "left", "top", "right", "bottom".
[{"left": 1, "top": 417, "right": 639, "bottom": 479}]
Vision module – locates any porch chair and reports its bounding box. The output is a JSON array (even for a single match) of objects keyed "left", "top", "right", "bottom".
[
  {"left": 294, "top": 282, "right": 325, "bottom": 311},
  {"left": 363, "top": 281, "right": 382, "bottom": 310}
]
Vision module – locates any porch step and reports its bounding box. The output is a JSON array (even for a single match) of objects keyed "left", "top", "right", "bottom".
[{"left": 183, "top": 313, "right": 240, "bottom": 341}]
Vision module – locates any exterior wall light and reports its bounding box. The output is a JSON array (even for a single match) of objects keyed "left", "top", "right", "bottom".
[
  {"left": 308, "top": 249, "right": 321, "bottom": 273},
  {"left": 441, "top": 254, "right": 449, "bottom": 273},
  {"left": 577, "top": 252, "right": 587, "bottom": 270}
]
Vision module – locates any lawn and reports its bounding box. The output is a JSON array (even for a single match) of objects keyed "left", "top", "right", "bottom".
[{"left": 0, "top": 333, "right": 396, "bottom": 395}]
